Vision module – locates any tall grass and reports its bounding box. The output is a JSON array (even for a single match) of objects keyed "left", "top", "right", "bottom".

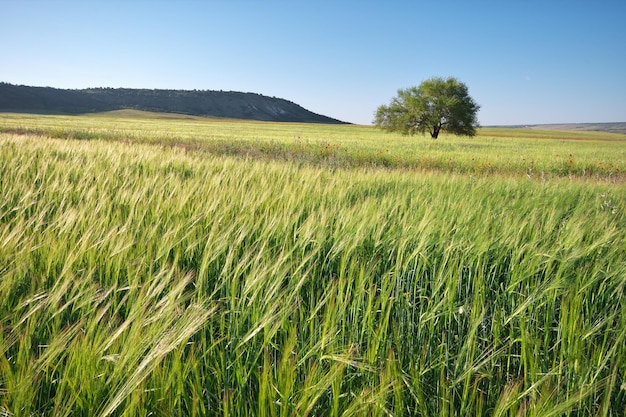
[
  {"left": 1, "top": 112, "right": 624, "bottom": 181},
  {"left": 0, "top": 119, "right": 625, "bottom": 416}
]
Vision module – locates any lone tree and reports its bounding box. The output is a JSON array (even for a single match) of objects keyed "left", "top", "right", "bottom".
[{"left": 374, "top": 77, "right": 480, "bottom": 139}]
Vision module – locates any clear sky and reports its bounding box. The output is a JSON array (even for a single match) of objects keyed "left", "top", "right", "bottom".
[{"left": 1, "top": 0, "right": 625, "bottom": 125}]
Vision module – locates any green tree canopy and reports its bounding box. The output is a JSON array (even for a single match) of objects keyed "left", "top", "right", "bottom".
[{"left": 374, "top": 77, "right": 480, "bottom": 139}]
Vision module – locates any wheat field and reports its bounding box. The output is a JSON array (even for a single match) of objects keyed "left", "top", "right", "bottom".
[{"left": 1, "top": 113, "right": 625, "bottom": 416}]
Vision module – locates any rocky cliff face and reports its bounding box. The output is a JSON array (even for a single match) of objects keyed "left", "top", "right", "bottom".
[{"left": 0, "top": 83, "right": 347, "bottom": 124}]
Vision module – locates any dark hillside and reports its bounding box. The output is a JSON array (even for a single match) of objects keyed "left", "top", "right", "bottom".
[{"left": 0, "top": 83, "right": 347, "bottom": 124}]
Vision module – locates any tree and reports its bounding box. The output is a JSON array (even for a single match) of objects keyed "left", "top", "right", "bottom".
[{"left": 374, "top": 77, "right": 480, "bottom": 139}]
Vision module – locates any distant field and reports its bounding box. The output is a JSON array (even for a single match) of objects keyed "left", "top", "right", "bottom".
[
  {"left": 502, "top": 122, "right": 626, "bottom": 135},
  {"left": 1, "top": 111, "right": 625, "bottom": 181},
  {"left": 1, "top": 112, "right": 625, "bottom": 416}
]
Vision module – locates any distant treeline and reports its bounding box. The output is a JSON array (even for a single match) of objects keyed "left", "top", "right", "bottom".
[{"left": 0, "top": 82, "right": 347, "bottom": 124}]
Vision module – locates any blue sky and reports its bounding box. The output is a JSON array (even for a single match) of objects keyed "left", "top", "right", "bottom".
[{"left": 1, "top": 0, "right": 625, "bottom": 125}]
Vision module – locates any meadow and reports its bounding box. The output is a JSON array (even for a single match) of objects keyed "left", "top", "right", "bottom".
[{"left": 0, "top": 112, "right": 625, "bottom": 416}]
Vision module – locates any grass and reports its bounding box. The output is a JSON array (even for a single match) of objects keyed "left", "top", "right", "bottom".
[
  {"left": 0, "top": 111, "right": 624, "bottom": 180},
  {"left": 0, "top": 112, "right": 625, "bottom": 416}
]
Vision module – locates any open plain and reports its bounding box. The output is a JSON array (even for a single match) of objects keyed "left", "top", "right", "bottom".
[{"left": 1, "top": 112, "right": 625, "bottom": 416}]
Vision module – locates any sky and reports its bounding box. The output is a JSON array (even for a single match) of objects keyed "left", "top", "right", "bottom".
[{"left": 1, "top": 0, "right": 625, "bottom": 125}]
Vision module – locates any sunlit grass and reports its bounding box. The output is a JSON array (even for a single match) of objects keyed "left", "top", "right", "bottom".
[
  {"left": 1, "top": 111, "right": 624, "bottom": 181},
  {"left": 0, "top": 113, "right": 625, "bottom": 415}
]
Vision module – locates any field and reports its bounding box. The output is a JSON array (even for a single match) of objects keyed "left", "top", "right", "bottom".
[{"left": 1, "top": 112, "right": 625, "bottom": 416}]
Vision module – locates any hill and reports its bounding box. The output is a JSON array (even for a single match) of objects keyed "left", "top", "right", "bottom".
[{"left": 0, "top": 82, "right": 347, "bottom": 124}]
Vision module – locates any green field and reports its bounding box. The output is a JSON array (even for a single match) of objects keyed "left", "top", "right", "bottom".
[{"left": 1, "top": 112, "right": 625, "bottom": 416}]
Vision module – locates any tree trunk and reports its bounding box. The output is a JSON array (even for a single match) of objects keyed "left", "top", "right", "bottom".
[{"left": 430, "top": 124, "right": 440, "bottom": 139}]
